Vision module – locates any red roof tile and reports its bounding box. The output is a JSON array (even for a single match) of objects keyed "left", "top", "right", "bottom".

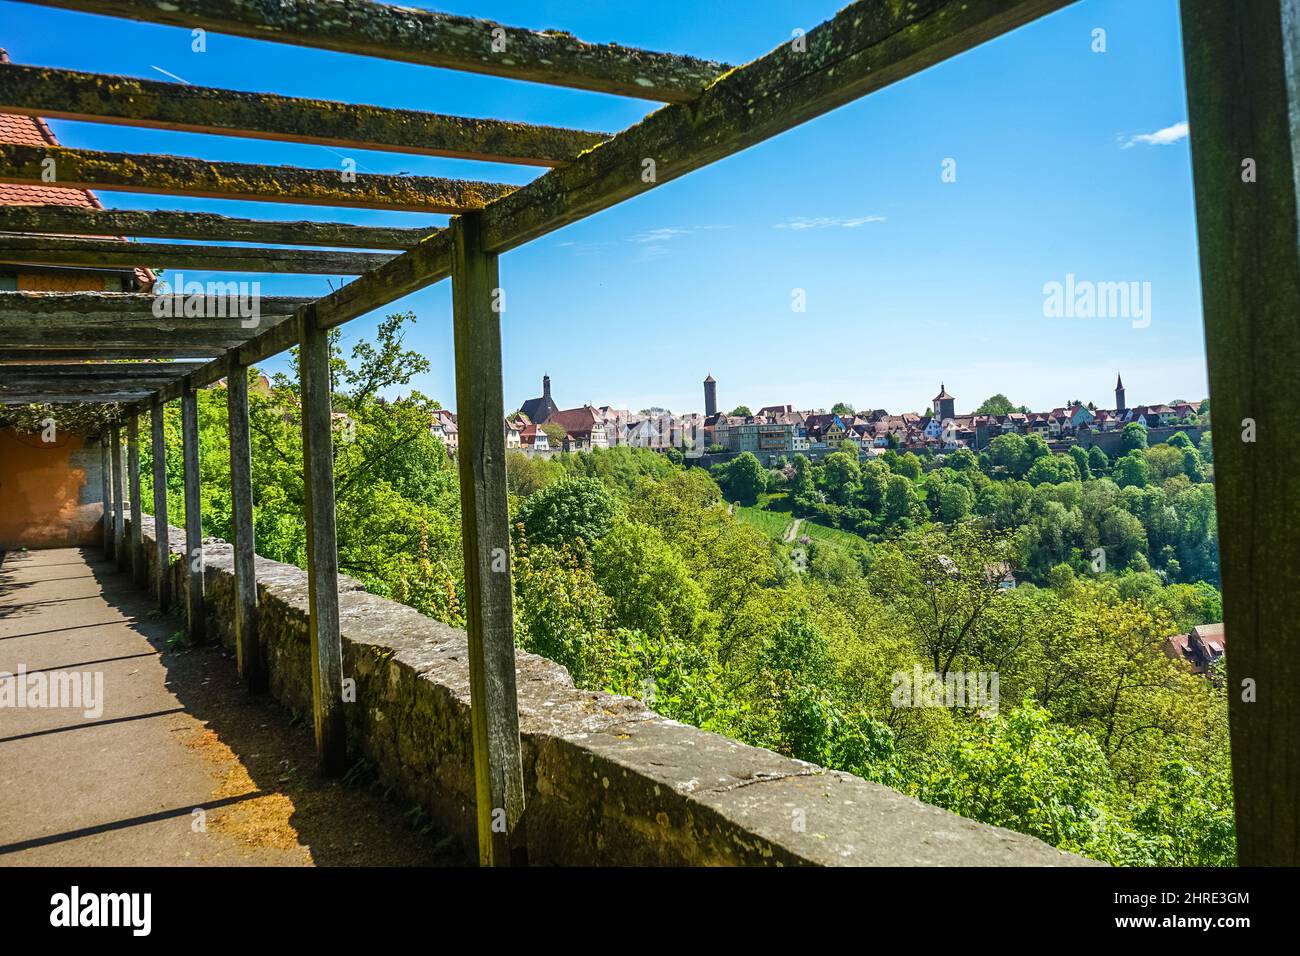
[{"left": 0, "top": 51, "right": 155, "bottom": 289}]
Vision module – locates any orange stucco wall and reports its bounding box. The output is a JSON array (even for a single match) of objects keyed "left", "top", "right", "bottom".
[
  {"left": 0, "top": 427, "right": 104, "bottom": 550},
  {"left": 17, "top": 271, "right": 117, "bottom": 292}
]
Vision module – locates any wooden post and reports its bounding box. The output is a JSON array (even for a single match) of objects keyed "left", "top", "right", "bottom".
[
  {"left": 1181, "top": 0, "right": 1300, "bottom": 865},
  {"left": 100, "top": 434, "right": 113, "bottom": 556},
  {"left": 227, "top": 362, "right": 264, "bottom": 691},
  {"left": 150, "top": 396, "right": 170, "bottom": 609},
  {"left": 299, "top": 305, "right": 346, "bottom": 773},
  {"left": 451, "top": 212, "right": 526, "bottom": 867},
  {"left": 181, "top": 379, "right": 205, "bottom": 641},
  {"left": 110, "top": 423, "right": 125, "bottom": 568},
  {"left": 127, "top": 413, "right": 144, "bottom": 586}
]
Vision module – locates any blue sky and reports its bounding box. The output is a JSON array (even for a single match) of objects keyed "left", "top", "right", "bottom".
[{"left": 4, "top": 0, "right": 1206, "bottom": 416}]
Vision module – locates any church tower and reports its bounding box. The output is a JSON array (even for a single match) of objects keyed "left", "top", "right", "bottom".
[{"left": 1115, "top": 374, "right": 1126, "bottom": 414}]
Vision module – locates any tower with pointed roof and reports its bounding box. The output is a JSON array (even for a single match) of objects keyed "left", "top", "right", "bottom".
[
  {"left": 932, "top": 383, "right": 955, "bottom": 420},
  {"left": 1115, "top": 374, "right": 1126, "bottom": 414},
  {"left": 703, "top": 374, "right": 717, "bottom": 418},
  {"left": 518, "top": 374, "right": 559, "bottom": 424}
]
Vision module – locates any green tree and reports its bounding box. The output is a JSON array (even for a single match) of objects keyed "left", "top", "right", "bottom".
[
  {"left": 948, "top": 447, "right": 978, "bottom": 471},
  {"left": 1122, "top": 422, "right": 1149, "bottom": 452},
  {"left": 975, "top": 394, "right": 1016, "bottom": 416},
  {"left": 987, "top": 433, "right": 1028, "bottom": 477},
  {"left": 821, "top": 451, "right": 861, "bottom": 505},
  {"left": 515, "top": 476, "right": 619, "bottom": 548},
  {"left": 1113, "top": 452, "right": 1151, "bottom": 489},
  {"left": 722, "top": 451, "right": 767, "bottom": 504},
  {"left": 939, "top": 483, "right": 973, "bottom": 523},
  {"left": 541, "top": 421, "right": 569, "bottom": 447},
  {"left": 918, "top": 702, "right": 1116, "bottom": 858},
  {"left": 1088, "top": 445, "right": 1110, "bottom": 475},
  {"left": 1069, "top": 444, "right": 1092, "bottom": 478},
  {"left": 593, "top": 518, "right": 708, "bottom": 640}
]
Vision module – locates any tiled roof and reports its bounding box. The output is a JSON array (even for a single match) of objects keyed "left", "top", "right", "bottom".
[
  {"left": 0, "top": 54, "right": 155, "bottom": 290},
  {"left": 0, "top": 111, "right": 99, "bottom": 209},
  {"left": 548, "top": 405, "right": 602, "bottom": 435}
]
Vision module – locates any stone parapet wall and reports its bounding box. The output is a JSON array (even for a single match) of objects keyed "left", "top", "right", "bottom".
[{"left": 131, "top": 515, "right": 1095, "bottom": 867}]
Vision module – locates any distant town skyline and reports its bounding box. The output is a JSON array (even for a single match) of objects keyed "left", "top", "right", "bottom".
[{"left": 494, "top": 368, "right": 1206, "bottom": 421}]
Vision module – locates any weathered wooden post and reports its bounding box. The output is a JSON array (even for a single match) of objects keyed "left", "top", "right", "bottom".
[
  {"left": 181, "top": 378, "right": 205, "bottom": 641},
  {"left": 110, "top": 423, "right": 125, "bottom": 568},
  {"left": 227, "top": 362, "right": 264, "bottom": 691},
  {"left": 451, "top": 212, "right": 526, "bottom": 867},
  {"left": 1181, "top": 0, "right": 1300, "bottom": 865},
  {"left": 150, "top": 396, "right": 170, "bottom": 609},
  {"left": 127, "top": 413, "right": 144, "bottom": 586},
  {"left": 100, "top": 433, "right": 113, "bottom": 557},
  {"left": 298, "top": 305, "right": 346, "bottom": 773}
]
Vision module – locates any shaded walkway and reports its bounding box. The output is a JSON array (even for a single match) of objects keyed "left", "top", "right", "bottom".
[{"left": 0, "top": 547, "right": 465, "bottom": 866}]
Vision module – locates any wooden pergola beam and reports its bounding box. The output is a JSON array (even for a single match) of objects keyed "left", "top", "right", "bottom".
[
  {"left": 2, "top": 389, "right": 158, "bottom": 404},
  {"left": 0, "top": 205, "right": 434, "bottom": 250},
  {"left": 150, "top": 394, "right": 170, "bottom": 610},
  {"left": 451, "top": 213, "right": 525, "bottom": 865},
  {"left": 1180, "top": 0, "right": 1300, "bottom": 865},
  {"left": 164, "top": 228, "right": 455, "bottom": 399},
  {"left": 181, "top": 378, "right": 204, "bottom": 641},
  {"left": 0, "top": 348, "right": 226, "bottom": 360},
  {"left": 0, "top": 291, "right": 312, "bottom": 318},
  {"left": 0, "top": 292, "right": 308, "bottom": 355},
  {"left": 0, "top": 144, "right": 517, "bottom": 212},
  {"left": 299, "top": 305, "right": 347, "bottom": 773},
  {"left": 0, "top": 360, "right": 202, "bottom": 376},
  {"left": 0, "top": 235, "right": 397, "bottom": 275},
  {"left": 0, "top": 62, "right": 608, "bottom": 167},
  {"left": 16, "top": 0, "right": 728, "bottom": 103}
]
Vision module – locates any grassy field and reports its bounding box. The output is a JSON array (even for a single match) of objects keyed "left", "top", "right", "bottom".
[
  {"left": 734, "top": 504, "right": 794, "bottom": 540},
  {"left": 734, "top": 502, "right": 870, "bottom": 557},
  {"left": 796, "top": 520, "right": 868, "bottom": 551}
]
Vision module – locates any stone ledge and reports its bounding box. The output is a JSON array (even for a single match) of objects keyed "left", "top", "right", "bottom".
[{"left": 133, "top": 515, "right": 1099, "bottom": 867}]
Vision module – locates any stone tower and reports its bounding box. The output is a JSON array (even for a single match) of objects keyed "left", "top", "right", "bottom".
[
  {"left": 932, "top": 383, "right": 956, "bottom": 421},
  {"left": 704, "top": 374, "right": 717, "bottom": 418},
  {"left": 1115, "top": 373, "right": 1126, "bottom": 414}
]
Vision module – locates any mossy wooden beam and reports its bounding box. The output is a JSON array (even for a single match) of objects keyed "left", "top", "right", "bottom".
[
  {"left": 479, "top": 0, "right": 1077, "bottom": 253},
  {"left": 0, "top": 347, "right": 228, "bottom": 360},
  {"left": 167, "top": 227, "right": 455, "bottom": 401},
  {"left": 0, "top": 62, "right": 608, "bottom": 167},
  {"left": 452, "top": 213, "right": 526, "bottom": 866},
  {"left": 0, "top": 362, "right": 205, "bottom": 383},
  {"left": 0, "top": 234, "right": 396, "bottom": 275},
  {"left": 0, "top": 204, "right": 434, "bottom": 249},
  {"left": 18, "top": 0, "right": 728, "bottom": 103},
  {"left": 1180, "top": 0, "right": 1300, "bottom": 865},
  {"left": 2, "top": 389, "right": 156, "bottom": 404},
  {"left": 0, "top": 144, "right": 516, "bottom": 212},
  {"left": 299, "top": 304, "right": 347, "bottom": 774},
  {"left": 0, "top": 291, "right": 309, "bottom": 351},
  {"left": 0, "top": 290, "right": 312, "bottom": 319}
]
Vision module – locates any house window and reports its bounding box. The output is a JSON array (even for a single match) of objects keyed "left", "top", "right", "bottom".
[{"left": 0, "top": 273, "right": 17, "bottom": 291}]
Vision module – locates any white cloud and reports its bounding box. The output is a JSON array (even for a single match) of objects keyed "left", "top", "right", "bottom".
[
  {"left": 1122, "top": 120, "right": 1189, "bottom": 149},
  {"left": 775, "top": 215, "right": 886, "bottom": 230},
  {"left": 629, "top": 227, "right": 692, "bottom": 243}
]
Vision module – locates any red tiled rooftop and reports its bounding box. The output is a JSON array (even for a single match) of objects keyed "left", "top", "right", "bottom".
[
  {"left": 0, "top": 111, "right": 99, "bottom": 209},
  {"left": 0, "top": 53, "right": 155, "bottom": 289}
]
